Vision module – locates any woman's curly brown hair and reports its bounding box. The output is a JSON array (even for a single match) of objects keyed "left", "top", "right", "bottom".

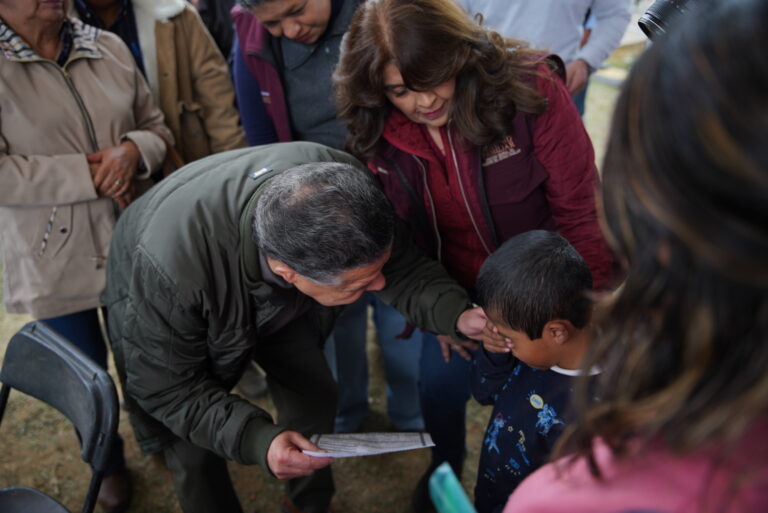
[{"left": 333, "top": 0, "right": 554, "bottom": 161}]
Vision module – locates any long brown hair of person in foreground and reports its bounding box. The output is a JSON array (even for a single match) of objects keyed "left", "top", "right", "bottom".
[
  {"left": 559, "top": 0, "right": 768, "bottom": 475},
  {"left": 334, "top": 0, "right": 555, "bottom": 161}
]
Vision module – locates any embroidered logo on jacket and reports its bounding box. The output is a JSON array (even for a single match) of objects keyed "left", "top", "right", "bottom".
[{"left": 483, "top": 135, "right": 522, "bottom": 166}]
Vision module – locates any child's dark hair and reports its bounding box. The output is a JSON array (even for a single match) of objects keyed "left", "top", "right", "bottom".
[{"left": 476, "top": 230, "right": 593, "bottom": 339}]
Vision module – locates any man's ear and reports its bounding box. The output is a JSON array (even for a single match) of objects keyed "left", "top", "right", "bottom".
[
  {"left": 544, "top": 320, "right": 571, "bottom": 345},
  {"left": 267, "top": 258, "right": 298, "bottom": 284}
]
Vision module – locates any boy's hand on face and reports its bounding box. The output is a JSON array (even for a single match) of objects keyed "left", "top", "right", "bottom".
[{"left": 480, "top": 320, "right": 513, "bottom": 354}]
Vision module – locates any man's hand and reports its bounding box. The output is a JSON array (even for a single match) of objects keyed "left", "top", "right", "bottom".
[
  {"left": 456, "top": 306, "right": 512, "bottom": 354},
  {"left": 266, "top": 431, "right": 333, "bottom": 480},
  {"left": 456, "top": 306, "right": 487, "bottom": 339},
  {"left": 436, "top": 333, "right": 478, "bottom": 363},
  {"left": 88, "top": 140, "right": 141, "bottom": 200},
  {"left": 565, "top": 59, "right": 590, "bottom": 95}
]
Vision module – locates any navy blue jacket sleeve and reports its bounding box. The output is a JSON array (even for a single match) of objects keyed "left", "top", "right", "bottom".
[
  {"left": 470, "top": 348, "right": 518, "bottom": 406},
  {"left": 232, "top": 35, "right": 278, "bottom": 146}
]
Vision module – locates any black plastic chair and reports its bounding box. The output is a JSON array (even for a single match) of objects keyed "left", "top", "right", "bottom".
[{"left": 0, "top": 321, "right": 119, "bottom": 513}]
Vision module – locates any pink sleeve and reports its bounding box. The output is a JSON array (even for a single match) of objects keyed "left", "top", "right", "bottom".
[{"left": 532, "top": 64, "right": 615, "bottom": 290}]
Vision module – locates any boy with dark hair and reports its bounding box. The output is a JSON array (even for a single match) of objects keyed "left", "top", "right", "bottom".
[{"left": 472, "top": 230, "right": 597, "bottom": 513}]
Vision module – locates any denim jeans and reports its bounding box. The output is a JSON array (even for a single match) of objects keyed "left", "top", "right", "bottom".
[
  {"left": 572, "top": 81, "right": 589, "bottom": 116},
  {"left": 419, "top": 331, "right": 473, "bottom": 476},
  {"left": 324, "top": 292, "right": 424, "bottom": 432}
]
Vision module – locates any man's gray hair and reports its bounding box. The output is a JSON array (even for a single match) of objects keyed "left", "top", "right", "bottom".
[{"left": 252, "top": 162, "right": 395, "bottom": 284}]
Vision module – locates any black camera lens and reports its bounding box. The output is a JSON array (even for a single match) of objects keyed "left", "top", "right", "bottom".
[{"left": 639, "top": 0, "right": 693, "bottom": 39}]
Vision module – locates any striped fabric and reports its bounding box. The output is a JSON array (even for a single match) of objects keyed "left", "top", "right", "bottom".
[{"left": 0, "top": 17, "right": 101, "bottom": 63}]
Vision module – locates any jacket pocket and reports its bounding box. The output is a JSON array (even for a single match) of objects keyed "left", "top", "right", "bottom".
[
  {"left": 0, "top": 203, "right": 102, "bottom": 315},
  {"left": 178, "top": 101, "right": 212, "bottom": 162},
  {"left": 484, "top": 157, "right": 548, "bottom": 206},
  {"left": 43, "top": 205, "right": 74, "bottom": 258},
  {"left": 0, "top": 205, "right": 72, "bottom": 258}
]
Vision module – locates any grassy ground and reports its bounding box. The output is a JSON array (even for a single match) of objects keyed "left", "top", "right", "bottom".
[
  {"left": 605, "top": 42, "right": 646, "bottom": 70},
  {"left": 0, "top": 48, "right": 637, "bottom": 511}
]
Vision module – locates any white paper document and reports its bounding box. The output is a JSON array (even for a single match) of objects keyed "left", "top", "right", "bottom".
[{"left": 302, "top": 432, "right": 434, "bottom": 458}]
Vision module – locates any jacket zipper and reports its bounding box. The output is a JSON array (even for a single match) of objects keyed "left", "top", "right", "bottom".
[
  {"left": 447, "top": 129, "right": 492, "bottom": 256},
  {"left": 475, "top": 149, "right": 499, "bottom": 248},
  {"left": 411, "top": 155, "right": 443, "bottom": 263},
  {"left": 61, "top": 61, "right": 107, "bottom": 268},
  {"left": 60, "top": 61, "right": 99, "bottom": 153},
  {"left": 33, "top": 59, "right": 105, "bottom": 266}
]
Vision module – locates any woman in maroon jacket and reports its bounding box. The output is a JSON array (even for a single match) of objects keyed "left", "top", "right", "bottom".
[{"left": 334, "top": 0, "right": 615, "bottom": 509}]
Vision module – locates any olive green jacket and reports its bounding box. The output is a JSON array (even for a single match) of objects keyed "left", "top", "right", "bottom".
[{"left": 102, "top": 142, "right": 470, "bottom": 470}]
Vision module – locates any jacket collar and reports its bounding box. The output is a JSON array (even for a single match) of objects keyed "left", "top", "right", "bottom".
[
  {"left": 239, "top": 167, "right": 284, "bottom": 286},
  {"left": 382, "top": 109, "right": 445, "bottom": 163},
  {"left": 325, "top": 0, "right": 356, "bottom": 39},
  {"left": 240, "top": 187, "right": 264, "bottom": 287},
  {"left": 232, "top": 5, "right": 269, "bottom": 55},
  {"left": 0, "top": 17, "right": 100, "bottom": 62}
]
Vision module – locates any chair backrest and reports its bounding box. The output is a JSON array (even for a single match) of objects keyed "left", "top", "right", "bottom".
[{"left": 0, "top": 321, "right": 119, "bottom": 513}]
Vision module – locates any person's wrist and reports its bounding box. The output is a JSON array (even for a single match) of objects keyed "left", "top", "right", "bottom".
[
  {"left": 136, "top": 158, "right": 147, "bottom": 175},
  {"left": 120, "top": 138, "right": 145, "bottom": 175},
  {"left": 577, "top": 58, "right": 594, "bottom": 74},
  {"left": 454, "top": 325, "right": 471, "bottom": 341},
  {"left": 454, "top": 302, "right": 478, "bottom": 340},
  {"left": 120, "top": 138, "right": 139, "bottom": 154}
]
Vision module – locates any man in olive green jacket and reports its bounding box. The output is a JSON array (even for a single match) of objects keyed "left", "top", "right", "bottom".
[{"left": 102, "top": 141, "right": 485, "bottom": 513}]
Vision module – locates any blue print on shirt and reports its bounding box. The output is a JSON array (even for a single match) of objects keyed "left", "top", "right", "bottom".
[
  {"left": 535, "top": 403, "right": 564, "bottom": 435},
  {"left": 527, "top": 390, "right": 565, "bottom": 435},
  {"left": 484, "top": 413, "right": 507, "bottom": 454},
  {"left": 516, "top": 441, "right": 531, "bottom": 466}
]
